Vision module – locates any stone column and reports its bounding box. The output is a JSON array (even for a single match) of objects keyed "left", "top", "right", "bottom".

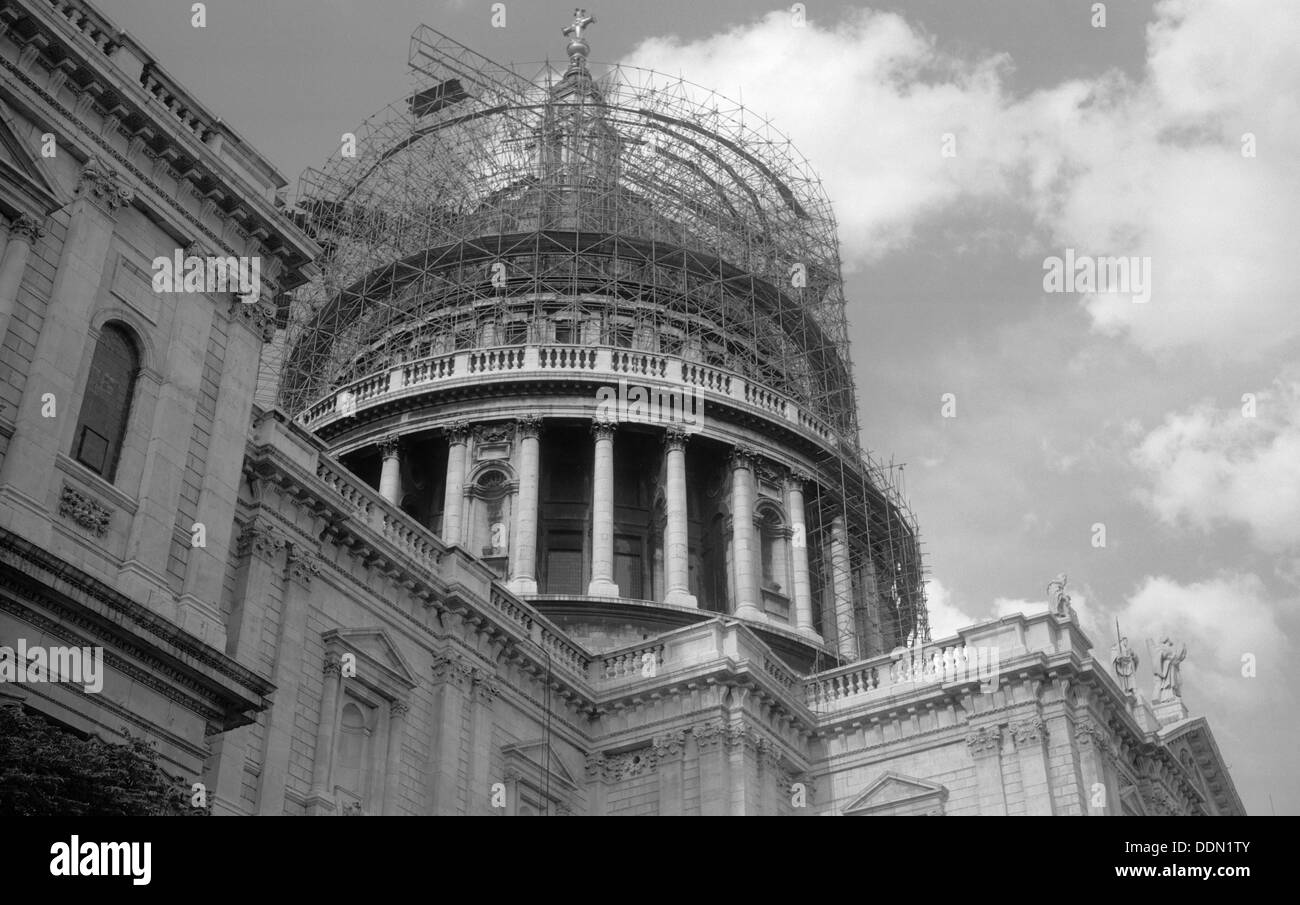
[
  {"left": 441, "top": 423, "right": 469, "bottom": 546},
  {"left": 305, "top": 655, "right": 344, "bottom": 815},
  {"left": 0, "top": 161, "right": 133, "bottom": 534},
  {"left": 467, "top": 668, "right": 499, "bottom": 814},
  {"left": 1075, "top": 718, "right": 1114, "bottom": 816},
  {"left": 694, "top": 721, "right": 730, "bottom": 815},
  {"left": 965, "top": 725, "right": 1008, "bottom": 815},
  {"left": 587, "top": 420, "right": 619, "bottom": 597},
  {"left": 830, "top": 514, "right": 856, "bottom": 659},
  {"left": 428, "top": 652, "right": 471, "bottom": 815},
  {"left": 508, "top": 416, "right": 542, "bottom": 595},
  {"left": 256, "top": 546, "right": 318, "bottom": 815},
  {"left": 378, "top": 434, "right": 402, "bottom": 505},
  {"left": 117, "top": 246, "right": 216, "bottom": 606},
  {"left": 383, "top": 700, "right": 410, "bottom": 815},
  {"left": 785, "top": 471, "right": 816, "bottom": 635},
  {"left": 584, "top": 754, "right": 610, "bottom": 816},
  {"left": 177, "top": 299, "right": 276, "bottom": 647},
  {"left": 729, "top": 449, "right": 761, "bottom": 620},
  {"left": 653, "top": 731, "right": 686, "bottom": 815},
  {"left": 0, "top": 214, "right": 44, "bottom": 347},
  {"left": 662, "top": 428, "right": 697, "bottom": 608},
  {"left": 1011, "top": 716, "right": 1055, "bottom": 815}
]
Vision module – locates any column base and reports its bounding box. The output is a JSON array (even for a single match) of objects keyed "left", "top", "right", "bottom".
[
  {"left": 587, "top": 578, "right": 621, "bottom": 598},
  {"left": 507, "top": 576, "right": 538, "bottom": 596},
  {"left": 663, "top": 589, "right": 698, "bottom": 608},
  {"left": 733, "top": 603, "right": 764, "bottom": 621}
]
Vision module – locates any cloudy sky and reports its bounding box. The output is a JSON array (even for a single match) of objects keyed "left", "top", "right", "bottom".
[{"left": 111, "top": 0, "right": 1298, "bottom": 814}]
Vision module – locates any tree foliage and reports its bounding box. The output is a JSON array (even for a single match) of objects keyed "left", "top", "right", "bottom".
[{"left": 0, "top": 705, "right": 207, "bottom": 816}]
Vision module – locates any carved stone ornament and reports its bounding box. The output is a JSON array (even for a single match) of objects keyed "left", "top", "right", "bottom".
[
  {"left": 57, "top": 483, "right": 111, "bottom": 536},
  {"left": 692, "top": 719, "right": 728, "bottom": 752},
  {"left": 516, "top": 415, "right": 544, "bottom": 439},
  {"left": 228, "top": 297, "right": 277, "bottom": 342},
  {"left": 652, "top": 730, "right": 686, "bottom": 764},
  {"left": 236, "top": 521, "right": 286, "bottom": 561},
  {"left": 77, "top": 158, "right": 135, "bottom": 211},
  {"left": 584, "top": 752, "right": 608, "bottom": 783},
  {"left": 431, "top": 652, "right": 473, "bottom": 689},
  {"left": 965, "top": 725, "right": 1002, "bottom": 756},
  {"left": 662, "top": 427, "right": 690, "bottom": 450},
  {"left": 285, "top": 547, "right": 321, "bottom": 587},
  {"left": 1011, "top": 717, "right": 1046, "bottom": 748},
  {"left": 8, "top": 213, "right": 45, "bottom": 243}
]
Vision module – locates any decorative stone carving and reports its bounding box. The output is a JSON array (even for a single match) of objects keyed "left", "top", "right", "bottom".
[
  {"left": 605, "top": 748, "right": 654, "bottom": 782},
  {"left": 431, "top": 652, "right": 473, "bottom": 689},
  {"left": 285, "top": 547, "right": 320, "bottom": 587},
  {"left": 1111, "top": 635, "right": 1140, "bottom": 694},
  {"left": 590, "top": 419, "right": 617, "bottom": 441},
  {"left": 378, "top": 434, "right": 401, "bottom": 457},
  {"left": 475, "top": 422, "right": 513, "bottom": 445},
  {"left": 965, "top": 725, "right": 1002, "bottom": 756},
  {"left": 785, "top": 469, "right": 812, "bottom": 491},
  {"left": 227, "top": 297, "right": 276, "bottom": 341},
  {"left": 1047, "top": 572, "right": 1073, "bottom": 619},
  {"left": 443, "top": 421, "right": 471, "bottom": 443},
  {"left": 662, "top": 427, "right": 690, "bottom": 450},
  {"left": 516, "top": 415, "right": 544, "bottom": 439},
  {"left": 1011, "top": 717, "right": 1046, "bottom": 748},
  {"left": 322, "top": 656, "right": 343, "bottom": 678},
  {"left": 470, "top": 667, "right": 500, "bottom": 703},
  {"left": 1152, "top": 636, "right": 1187, "bottom": 702},
  {"left": 652, "top": 730, "right": 686, "bottom": 764},
  {"left": 77, "top": 158, "right": 134, "bottom": 211},
  {"left": 7, "top": 213, "right": 45, "bottom": 243},
  {"left": 729, "top": 446, "right": 757, "bottom": 470},
  {"left": 390, "top": 700, "right": 410, "bottom": 718},
  {"left": 236, "top": 521, "right": 286, "bottom": 561},
  {"left": 57, "top": 484, "right": 111, "bottom": 536},
  {"left": 1074, "top": 718, "right": 1115, "bottom": 763},
  {"left": 692, "top": 720, "right": 728, "bottom": 752},
  {"left": 584, "top": 752, "right": 608, "bottom": 783}
]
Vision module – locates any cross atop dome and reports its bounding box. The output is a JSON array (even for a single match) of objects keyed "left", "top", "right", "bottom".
[{"left": 562, "top": 8, "right": 596, "bottom": 72}]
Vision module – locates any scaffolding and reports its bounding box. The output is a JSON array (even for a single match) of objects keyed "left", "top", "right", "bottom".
[{"left": 274, "top": 23, "right": 927, "bottom": 661}]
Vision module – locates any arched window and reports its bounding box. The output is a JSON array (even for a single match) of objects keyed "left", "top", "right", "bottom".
[
  {"left": 757, "top": 505, "right": 789, "bottom": 595},
  {"left": 72, "top": 323, "right": 139, "bottom": 481}
]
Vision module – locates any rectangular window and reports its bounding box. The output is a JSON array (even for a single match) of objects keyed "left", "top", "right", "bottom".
[
  {"left": 545, "top": 531, "right": 584, "bottom": 595},
  {"left": 614, "top": 535, "right": 642, "bottom": 599},
  {"left": 554, "top": 321, "right": 575, "bottom": 344}
]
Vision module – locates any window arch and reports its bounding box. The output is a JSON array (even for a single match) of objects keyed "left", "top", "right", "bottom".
[
  {"left": 756, "top": 504, "right": 790, "bottom": 596},
  {"left": 72, "top": 322, "right": 139, "bottom": 481}
]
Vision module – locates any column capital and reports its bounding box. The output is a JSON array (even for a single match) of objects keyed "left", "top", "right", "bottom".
[
  {"left": 323, "top": 655, "right": 344, "bottom": 678},
  {"left": 785, "top": 469, "right": 813, "bottom": 490},
  {"left": 228, "top": 297, "right": 277, "bottom": 342},
  {"left": 470, "top": 667, "right": 501, "bottom": 704},
  {"left": 965, "top": 725, "right": 1002, "bottom": 757},
  {"left": 1010, "top": 716, "right": 1047, "bottom": 748},
  {"left": 729, "top": 446, "right": 758, "bottom": 470},
  {"left": 662, "top": 427, "right": 690, "bottom": 451},
  {"left": 378, "top": 433, "right": 402, "bottom": 457},
  {"left": 285, "top": 546, "right": 321, "bottom": 587},
  {"left": 431, "top": 652, "right": 473, "bottom": 689},
  {"left": 236, "top": 520, "right": 287, "bottom": 562},
  {"left": 77, "top": 158, "right": 134, "bottom": 212},
  {"left": 390, "top": 699, "right": 411, "bottom": 719},
  {"left": 591, "top": 419, "right": 617, "bottom": 441},
  {"left": 517, "top": 415, "right": 544, "bottom": 439},
  {"left": 7, "top": 213, "right": 45, "bottom": 243},
  {"left": 443, "top": 421, "right": 471, "bottom": 443}
]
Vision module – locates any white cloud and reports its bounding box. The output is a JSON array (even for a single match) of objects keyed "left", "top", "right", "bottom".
[
  {"left": 1132, "top": 370, "right": 1300, "bottom": 551},
  {"left": 1102, "top": 572, "right": 1288, "bottom": 705},
  {"left": 624, "top": 0, "right": 1300, "bottom": 359},
  {"left": 923, "top": 577, "right": 980, "bottom": 639}
]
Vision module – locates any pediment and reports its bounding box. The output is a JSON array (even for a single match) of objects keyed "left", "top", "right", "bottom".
[
  {"left": 322, "top": 627, "right": 418, "bottom": 692},
  {"left": 502, "top": 739, "right": 579, "bottom": 792},
  {"left": 844, "top": 771, "right": 948, "bottom": 815},
  {"left": 0, "top": 99, "right": 64, "bottom": 218}
]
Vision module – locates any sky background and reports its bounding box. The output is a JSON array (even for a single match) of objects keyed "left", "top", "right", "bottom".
[{"left": 107, "top": 0, "right": 1298, "bottom": 815}]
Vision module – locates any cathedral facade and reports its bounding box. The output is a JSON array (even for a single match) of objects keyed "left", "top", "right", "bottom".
[{"left": 0, "top": 0, "right": 1243, "bottom": 816}]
